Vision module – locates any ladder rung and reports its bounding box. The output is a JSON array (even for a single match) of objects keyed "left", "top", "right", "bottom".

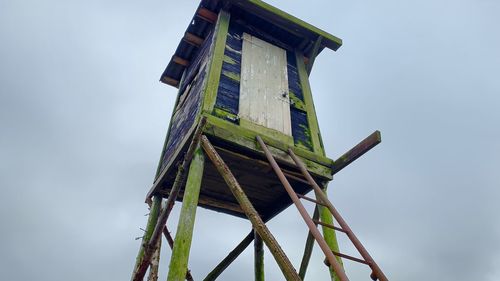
[
  {"left": 296, "top": 193, "right": 327, "bottom": 206},
  {"left": 312, "top": 219, "right": 347, "bottom": 233},
  {"left": 330, "top": 251, "right": 370, "bottom": 265}
]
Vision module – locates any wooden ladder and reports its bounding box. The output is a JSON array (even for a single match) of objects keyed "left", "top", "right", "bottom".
[{"left": 256, "top": 136, "right": 388, "bottom": 281}]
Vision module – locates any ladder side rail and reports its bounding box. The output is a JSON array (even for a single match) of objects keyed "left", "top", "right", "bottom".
[
  {"left": 288, "top": 148, "right": 389, "bottom": 281},
  {"left": 256, "top": 136, "right": 349, "bottom": 281}
]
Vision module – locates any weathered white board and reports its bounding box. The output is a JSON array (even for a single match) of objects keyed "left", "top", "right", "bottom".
[{"left": 239, "top": 33, "right": 292, "bottom": 136}]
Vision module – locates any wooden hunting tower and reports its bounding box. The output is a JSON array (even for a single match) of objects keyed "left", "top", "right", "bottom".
[{"left": 132, "top": 1, "right": 388, "bottom": 281}]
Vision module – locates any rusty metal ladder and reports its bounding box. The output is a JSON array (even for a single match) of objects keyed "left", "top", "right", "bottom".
[{"left": 256, "top": 136, "right": 388, "bottom": 281}]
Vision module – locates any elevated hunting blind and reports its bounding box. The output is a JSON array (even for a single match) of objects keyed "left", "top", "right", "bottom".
[{"left": 132, "top": 1, "right": 389, "bottom": 281}]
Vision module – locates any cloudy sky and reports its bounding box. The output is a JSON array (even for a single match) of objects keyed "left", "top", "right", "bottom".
[{"left": 1, "top": 0, "right": 499, "bottom": 280}]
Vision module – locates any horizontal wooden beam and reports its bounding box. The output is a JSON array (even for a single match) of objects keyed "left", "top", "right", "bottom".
[
  {"left": 332, "top": 130, "right": 381, "bottom": 175},
  {"left": 173, "top": 55, "right": 190, "bottom": 67},
  {"left": 161, "top": 76, "right": 179, "bottom": 87},
  {"left": 183, "top": 32, "right": 204, "bottom": 47},
  {"left": 197, "top": 7, "right": 218, "bottom": 24}
]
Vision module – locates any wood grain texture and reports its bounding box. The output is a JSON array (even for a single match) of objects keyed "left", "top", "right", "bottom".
[
  {"left": 319, "top": 184, "right": 344, "bottom": 281},
  {"left": 254, "top": 230, "right": 265, "bottom": 281},
  {"left": 203, "top": 10, "right": 230, "bottom": 113},
  {"left": 167, "top": 146, "right": 205, "bottom": 281},
  {"left": 147, "top": 236, "right": 161, "bottom": 281},
  {"left": 240, "top": 33, "right": 291, "bottom": 136},
  {"left": 295, "top": 51, "right": 324, "bottom": 155},
  {"left": 201, "top": 136, "right": 301, "bottom": 281},
  {"left": 130, "top": 196, "right": 161, "bottom": 281}
]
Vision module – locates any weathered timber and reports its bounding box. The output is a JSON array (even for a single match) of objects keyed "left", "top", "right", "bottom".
[
  {"left": 162, "top": 77, "right": 180, "bottom": 87},
  {"left": 180, "top": 139, "right": 316, "bottom": 219},
  {"left": 295, "top": 51, "right": 324, "bottom": 155},
  {"left": 203, "top": 10, "right": 230, "bottom": 112},
  {"left": 203, "top": 231, "right": 254, "bottom": 281},
  {"left": 288, "top": 148, "right": 389, "bottom": 281},
  {"left": 306, "top": 36, "right": 323, "bottom": 75},
  {"left": 146, "top": 115, "right": 206, "bottom": 202},
  {"left": 228, "top": 0, "right": 342, "bottom": 51},
  {"left": 173, "top": 56, "right": 190, "bottom": 67},
  {"left": 183, "top": 32, "right": 204, "bottom": 47},
  {"left": 134, "top": 119, "right": 206, "bottom": 281},
  {"left": 254, "top": 230, "right": 265, "bottom": 281},
  {"left": 146, "top": 111, "right": 207, "bottom": 199},
  {"left": 210, "top": 145, "right": 308, "bottom": 185},
  {"left": 203, "top": 114, "right": 334, "bottom": 178},
  {"left": 298, "top": 206, "right": 320, "bottom": 280},
  {"left": 197, "top": 7, "right": 217, "bottom": 24},
  {"left": 332, "top": 131, "right": 381, "bottom": 175},
  {"left": 239, "top": 32, "right": 292, "bottom": 136},
  {"left": 200, "top": 136, "right": 301, "bottom": 281},
  {"left": 318, "top": 185, "right": 343, "bottom": 281},
  {"left": 131, "top": 196, "right": 161, "bottom": 281},
  {"left": 147, "top": 236, "right": 161, "bottom": 281},
  {"left": 167, "top": 145, "right": 205, "bottom": 281},
  {"left": 163, "top": 226, "right": 194, "bottom": 281},
  {"left": 256, "top": 136, "right": 349, "bottom": 281}
]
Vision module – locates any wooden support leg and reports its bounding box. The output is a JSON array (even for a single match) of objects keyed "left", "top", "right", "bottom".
[
  {"left": 254, "top": 230, "right": 265, "bottom": 281},
  {"left": 203, "top": 231, "right": 254, "bottom": 281},
  {"left": 163, "top": 227, "right": 195, "bottom": 281},
  {"left": 131, "top": 196, "right": 162, "bottom": 281},
  {"left": 167, "top": 146, "right": 205, "bottom": 281},
  {"left": 148, "top": 235, "right": 162, "bottom": 281},
  {"left": 299, "top": 206, "right": 320, "bottom": 280},
  {"left": 318, "top": 184, "right": 343, "bottom": 281},
  {"left": 201, "top": 136, "right": 301, "bottom": 281}
]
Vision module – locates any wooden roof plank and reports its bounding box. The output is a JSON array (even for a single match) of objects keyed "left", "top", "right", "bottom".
[
  {"left": 197, "top": 7, "right": 218, "bottom": 24},
  {"left": 161, "top": 76, "right": 180, "bottom": 88},
  {"left": 228, "top": 0, "right": 342, "bottom": 51},
  {"left": 183, "top": 32, "right": 204, "bottom": 47},
  {"left": 172, "top": 56, "right": 190, "bottom": 67}
]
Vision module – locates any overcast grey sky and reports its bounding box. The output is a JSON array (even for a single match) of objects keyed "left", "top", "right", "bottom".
[{"left": 1, "top": 0, "right": 499, "bottom": 280}]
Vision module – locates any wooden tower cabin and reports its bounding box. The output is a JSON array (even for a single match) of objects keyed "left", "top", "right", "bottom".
[{"left": 131, "top": 1, "right": 389, "bottom": 281}]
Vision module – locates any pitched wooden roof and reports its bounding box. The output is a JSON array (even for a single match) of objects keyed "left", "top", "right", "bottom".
[{"left": 161, "top": 0, "right": 342, "bottom": 88}]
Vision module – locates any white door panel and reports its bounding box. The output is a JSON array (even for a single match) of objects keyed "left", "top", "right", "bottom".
[{"left": 239, "top": 33, "right": 291, "bottom": 136}]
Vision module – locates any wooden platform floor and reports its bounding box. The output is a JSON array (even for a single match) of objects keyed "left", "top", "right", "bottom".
[{"left": 156, "top": 142, "right": 328, "bottom": 221}]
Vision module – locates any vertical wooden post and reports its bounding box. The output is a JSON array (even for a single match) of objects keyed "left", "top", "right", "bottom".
[
  {"left": 131, "top": 196, "right": 162, "bottom": 281},
  {"left": 295, "top": 51, "right": 325, "bottom": 156},
  {"left": 147, "top": 236, "right": 162, "bottom": 281},
  {"left": 318, "top": 184, "right": 343, "bottom": 281},
  {"left": 203, "top": 10, "right": 230, "bottom": 113},
  {"left": 254, "top": 230, "right": 265, "bottom": 281},
  {"left": 167, "top": 145, "right": 205, "bottom": 281},
  {"left": 163, "top": 226, "right": 195, "bottom": 281}
]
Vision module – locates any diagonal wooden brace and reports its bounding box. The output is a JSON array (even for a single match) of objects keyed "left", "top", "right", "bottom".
[{"left": 200, "top": 135, "right": 301, "bottom": 281}]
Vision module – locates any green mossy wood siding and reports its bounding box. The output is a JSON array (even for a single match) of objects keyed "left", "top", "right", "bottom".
[{"left": 157, "top": 31, "right": 214, "bottom": 176}]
